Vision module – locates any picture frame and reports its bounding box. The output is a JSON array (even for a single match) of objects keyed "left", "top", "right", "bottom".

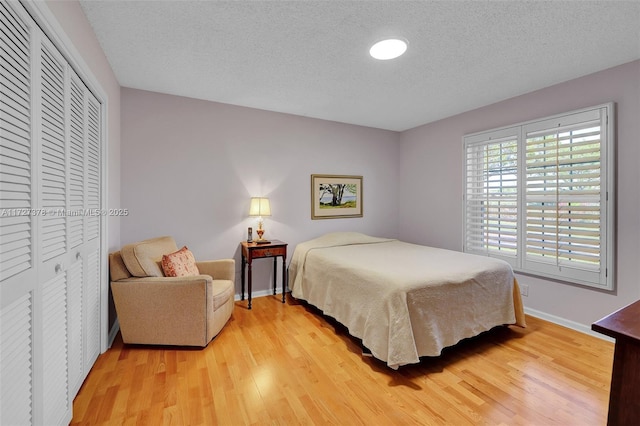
[{"left": 311, "top": 174, "right": 363, "bottom": 219}]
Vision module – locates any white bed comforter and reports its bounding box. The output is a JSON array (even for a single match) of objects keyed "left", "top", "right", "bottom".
[{"left": 289, "top": 232, "right": 525, "bottom": 369}]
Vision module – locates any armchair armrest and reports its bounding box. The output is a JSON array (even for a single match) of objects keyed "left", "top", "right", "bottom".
[{"left": 196, "top": 259, "right": 235, "bottom": 282}]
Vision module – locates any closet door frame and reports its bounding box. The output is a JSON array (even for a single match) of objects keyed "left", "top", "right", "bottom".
[{"left": 20, "top": 0, "right": 109, "bottom": 356}]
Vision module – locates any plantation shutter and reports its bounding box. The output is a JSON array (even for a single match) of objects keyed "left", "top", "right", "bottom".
[
  {"left": 523, "top": 108, "right": 607, "bottom": 284},
  {"left": 463, "top": 105, "right": 612, "bottom": 289},
  {"left": 464, "top": 128, "right": 518, "bottom": 267}
]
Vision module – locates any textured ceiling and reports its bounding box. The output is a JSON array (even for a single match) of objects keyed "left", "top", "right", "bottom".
[{"left": 79, "top": 0, "right": 640, "bottom": 131}]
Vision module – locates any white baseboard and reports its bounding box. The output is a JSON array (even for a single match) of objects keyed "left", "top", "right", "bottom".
[
  {"left": 524, "top": 307, "right": 614, "bottom": 343},
  {"left": 235, "top": 289, "right": 284, "bottom": 301}
]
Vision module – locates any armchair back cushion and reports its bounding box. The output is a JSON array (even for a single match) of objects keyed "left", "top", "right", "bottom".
[
  {"left": 121, "top": 236, "right": 178, "bottom": 277},
  {"left": 109, "top": 251, "right": 131, "bottom": 281}
]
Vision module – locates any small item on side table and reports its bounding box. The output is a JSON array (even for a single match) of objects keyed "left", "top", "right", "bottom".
[{"left": 247, "top": 227, "right": 253, "bottom": 242}]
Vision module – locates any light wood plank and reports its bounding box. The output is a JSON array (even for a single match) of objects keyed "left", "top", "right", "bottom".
[{"left": 72, "top": 296, "right": 613, "bottom": 425}]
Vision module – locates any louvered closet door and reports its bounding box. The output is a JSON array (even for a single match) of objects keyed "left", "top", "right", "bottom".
[
  {"left": 1, "top": 1, "right": 103, "bottom": 424},
  {"left": 38, "top": 35, "right": 70, "bottom": 426},
  {"left": 0, "top": 2, "right": 36, "bottom": 424},
  {"left": 66, "top": 70, "right": 85, "bottom": 397},
  {"left": 66, "top": 72, "right": 102, "bottom": 396},
  {"left": 84, "top": 92, "right": 101, "bottom": 370}
]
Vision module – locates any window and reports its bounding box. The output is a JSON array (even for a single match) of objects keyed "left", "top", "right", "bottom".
[{"left": 464, "top": 104, "right": 614, "bottom": 290}]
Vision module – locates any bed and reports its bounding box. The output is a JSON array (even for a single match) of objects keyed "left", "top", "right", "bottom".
[{"left": 288, "top": 232, "right": 526, "bottom": 369}]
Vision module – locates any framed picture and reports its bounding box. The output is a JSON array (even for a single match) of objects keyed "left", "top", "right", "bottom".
[{"left": 311, "top": 174, "right": 363, "bottom": 219}]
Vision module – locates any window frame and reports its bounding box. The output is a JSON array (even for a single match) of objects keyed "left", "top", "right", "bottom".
[{"left": 463, "top": 103, "right": 615, "bottom": 291}]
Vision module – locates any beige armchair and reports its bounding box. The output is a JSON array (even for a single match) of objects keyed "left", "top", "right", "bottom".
[{"left": 109, "top": 236, "right": 234, "bottom": 347}]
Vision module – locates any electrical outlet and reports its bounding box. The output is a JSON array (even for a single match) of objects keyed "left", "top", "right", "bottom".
[{"left": 520, "top": 284, "right": 529, "bottom": 297}]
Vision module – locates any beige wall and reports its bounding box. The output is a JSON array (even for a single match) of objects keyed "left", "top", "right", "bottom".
[
  {"left": 120, "top": 88, "right": 400, "bottom": 294},
  {"left": 399, "top": 60, "right": 640, "bottom": 330}
]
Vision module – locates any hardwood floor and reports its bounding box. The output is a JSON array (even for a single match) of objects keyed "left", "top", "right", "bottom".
[{"left": 72, "top": 295, "right": 614, "bottom": 425}]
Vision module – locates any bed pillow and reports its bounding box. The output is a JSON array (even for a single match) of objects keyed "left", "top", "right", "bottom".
[{"left": 161, "top": 246, "right": 199, "bottom": 277}]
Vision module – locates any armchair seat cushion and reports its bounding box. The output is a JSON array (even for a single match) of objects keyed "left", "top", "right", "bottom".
[{"left": 212, "top": 279, "right": 234, "bottom": 310}]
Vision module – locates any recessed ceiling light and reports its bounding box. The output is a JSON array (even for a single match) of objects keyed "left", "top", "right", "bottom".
[{"left": 369, "top": 38, "right": 408, "bottom": 60}]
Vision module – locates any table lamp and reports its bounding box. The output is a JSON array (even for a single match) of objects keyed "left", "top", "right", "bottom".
[{"left": 249, "top": 197, "right": 271, "bottom": 244}]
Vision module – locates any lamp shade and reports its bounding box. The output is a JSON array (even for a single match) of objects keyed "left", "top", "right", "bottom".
[{"left": 249, "top": 197, "right": 271, "bottom": 217}]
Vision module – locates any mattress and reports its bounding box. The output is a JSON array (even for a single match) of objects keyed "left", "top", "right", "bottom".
[{"left": 289, "top": 232, "right": 526, "bottom": 369}]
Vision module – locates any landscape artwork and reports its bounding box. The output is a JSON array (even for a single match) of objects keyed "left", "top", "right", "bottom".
[{"left": 311, "top": 174, "right": 363, "bottom": 219}]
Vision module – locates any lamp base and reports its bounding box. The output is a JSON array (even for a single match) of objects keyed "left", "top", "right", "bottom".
[{"left": 255, "top": 227, "right": 268, "bottom": 244}]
